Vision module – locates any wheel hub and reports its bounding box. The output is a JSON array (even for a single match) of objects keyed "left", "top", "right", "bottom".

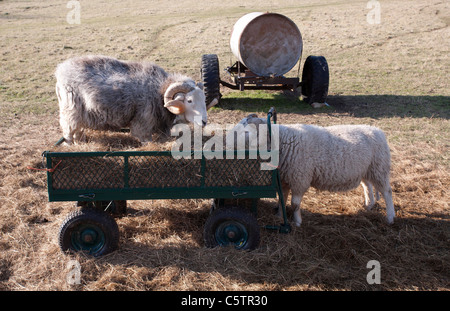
[
  {"left": 225, "top": 225, "right": 239, "bottom": 241},
  {"left": 216, "top": 221, "right": 248, "bottom": 248},
  {"left": 71, "top": 223, "right": 106, "bottom": 253},
  {"left": 81, "top": 229, "right": 97, "bottom": 244}
]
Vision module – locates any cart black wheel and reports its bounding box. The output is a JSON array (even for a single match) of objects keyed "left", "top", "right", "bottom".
[
  {"left": 204, "top": 207, "right": 260, "bottom": 250},
  {"left": 301, "top": 55, "right": 329, "bottom": 105},
  {"left": 58, "top": 209, "right": 119, "bottom": 257},
  {"left": 201, "top": 54, "right": 221, "bottom": 107}
]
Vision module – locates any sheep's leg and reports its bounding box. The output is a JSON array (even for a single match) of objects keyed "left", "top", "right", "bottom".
[
  {"left": 291, "top": 193, "right": 304, "bottom": 227},
  {"left": 380, "top": 186, "right": 395, "bottom": 224},
  {"left": 277, "top": 183, "right": 290, "bottom": 218},
  {"left": 362, "top": 179, "right": 376, "bottom": 210},
  {"left": 60, "top": 120, "right": 75, "bottom": 145},
  {"left": 62, "top": 133, "right": 74, "bottom": 145},
  {"left": 61, "top": 121, "right": 83, "bottom": 145},
  {"left": 57, "top": 84, "right": 77, "bottom": 145}
]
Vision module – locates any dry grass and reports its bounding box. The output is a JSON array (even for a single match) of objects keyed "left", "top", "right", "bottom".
[
  {"left": 0, "top": 0, "right": 449, "bottom": 291},
  {"left": 1, "top": 110, "right": 448, "bottom": 291}
]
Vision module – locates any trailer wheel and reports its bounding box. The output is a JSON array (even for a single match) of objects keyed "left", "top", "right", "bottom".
[
  {"left": 201, "top": 54, "right": 221, "bottom": 107},
  {"left": 301, "top": 55, "right": 329, "bottom": 105},
  {"left": 204, "top": 207, "right": 260, "bottom": 250},
  {"left": 58, "top": 209, "right": 119, "bottom": 257}
]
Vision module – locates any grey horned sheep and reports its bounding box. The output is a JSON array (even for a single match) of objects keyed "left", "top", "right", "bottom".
[{"left": 55, "top": 55, "right": 218, "bottom": 144}]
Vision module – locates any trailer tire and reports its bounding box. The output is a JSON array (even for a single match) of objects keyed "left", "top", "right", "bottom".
[
  {"left": 204, "top": 207, "right": 260, "bottom": 250},
  {"left": 58, "top": 209, "right": 119, "bottom": 257},
  {"left": 301, "top": 55, "right": 329, "bottom": 105},
  {"left": 201, "top": 54, "right": 221, "bottom": 107}
]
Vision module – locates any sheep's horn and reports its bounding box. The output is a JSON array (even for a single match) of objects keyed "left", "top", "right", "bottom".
[{"left": 164, "top": 82, "right": 194, "bottom": 105}]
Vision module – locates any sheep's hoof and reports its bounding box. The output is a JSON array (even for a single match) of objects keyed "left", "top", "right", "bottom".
[
  {"left": 364, "top": 204, "right": 375, "bottom": 211},
  {"left": 293, "top": 218, "right": 302, "bottom": 227},
  {"left": 387, "top": 216, "right": 395, "bottom": 225},
  {"left": 311, "top": 102, "right": 327, "bottom": 108}
]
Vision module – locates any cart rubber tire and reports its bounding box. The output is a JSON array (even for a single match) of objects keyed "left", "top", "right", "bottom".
[
  {"left": 204, "top": 207, "right": 260, "bottom": 250},
  {"left": 201, "top": 54, "right": 221, "bottom": 107},
  {"left": 301, "top": 55, "right": 329, "bottom": 105},
  {"left": 58, "top": 209, "right": 119, "bottom": 257}
]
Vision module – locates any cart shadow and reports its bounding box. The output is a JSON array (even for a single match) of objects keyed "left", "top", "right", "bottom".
[
  {"left": 219, "top": 93, "right": 449, "bottom": 119},
  {"left": 107, "top": 203, "right": 449, "bottom": 290}
]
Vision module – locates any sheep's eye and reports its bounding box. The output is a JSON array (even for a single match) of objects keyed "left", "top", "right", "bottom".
[{"left": 187, "top": 99, "right": 192, "bottom": 104}]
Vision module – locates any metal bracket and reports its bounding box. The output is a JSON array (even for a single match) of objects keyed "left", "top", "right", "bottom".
[{"left": 78, "top": 193, "right": 96, "bottom": 200}]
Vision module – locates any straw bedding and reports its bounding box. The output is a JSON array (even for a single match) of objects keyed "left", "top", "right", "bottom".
[{"left": 3, "top": 115, "right": 447, "bottom": 290}]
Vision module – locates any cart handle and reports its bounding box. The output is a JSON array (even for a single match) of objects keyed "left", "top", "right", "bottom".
[
  {"left": 267, "top": 107, "right": 277, "bottom": 142},
  {"left": 267, "top": 107, "right": 277, "bottom": 124}
]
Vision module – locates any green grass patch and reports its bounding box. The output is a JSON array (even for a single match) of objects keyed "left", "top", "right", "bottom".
[{"left": 216, "top": 90, "right": 332, "bottom": 114}]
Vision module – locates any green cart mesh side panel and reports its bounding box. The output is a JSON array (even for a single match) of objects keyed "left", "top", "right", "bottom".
[
  {"left": 51, "top": 156, "right": 125, "bottom": 190},
  {"left": 204, "top": 158, "right": 271, "bottom": 187},
  {"left": 128, "top": 155, "right": 202, "bottom": 188},
  {"left": 49, "top": 153, "right": 273, "bottom": 191}
]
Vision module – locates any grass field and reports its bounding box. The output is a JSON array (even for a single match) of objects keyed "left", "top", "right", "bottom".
[{"left": 0, "top": 0, "right": 448, "bottom": 291}]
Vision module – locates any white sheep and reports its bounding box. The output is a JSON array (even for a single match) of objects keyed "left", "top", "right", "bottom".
[{"left": 234, "top": 114, "right": 395, "bottom": 227}]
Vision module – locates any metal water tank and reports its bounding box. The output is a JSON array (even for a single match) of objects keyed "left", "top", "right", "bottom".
[{"left": 230, "top": 12, "right": 303, "bottom": 77}]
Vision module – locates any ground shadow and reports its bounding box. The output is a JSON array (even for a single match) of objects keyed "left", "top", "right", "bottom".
[
  {"left": 101, "top": 201, "right": 449, "bottom": 290},
  {"left": 219, "top": 93, "right": 449, "bottom": 119}
]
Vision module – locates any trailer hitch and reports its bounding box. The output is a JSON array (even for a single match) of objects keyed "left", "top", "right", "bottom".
[{"left": 265, "top": 223, "right": 292, "bottom": 234}]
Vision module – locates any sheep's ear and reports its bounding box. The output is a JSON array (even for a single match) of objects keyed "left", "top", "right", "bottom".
[
  {"left": 247, "top": 115, "right": 264, "bottom": 125},
  {"left": 196, "top": 82, "right": 204, "bottom": 90},
  {"left": 164, "top": 100, "right": 185, "bottom": 115}
]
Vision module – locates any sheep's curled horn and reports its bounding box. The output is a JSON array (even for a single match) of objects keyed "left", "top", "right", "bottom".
[{"left": 163, "top": 82, "right": 195, "bottom": 115}]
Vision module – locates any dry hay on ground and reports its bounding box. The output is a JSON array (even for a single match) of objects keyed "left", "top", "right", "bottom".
[
  {"left": 1, "top": 115, "right": 448, "bottom": 290},
  {"left": 0, "top": 0, "right": 448, "bottom": 290}
]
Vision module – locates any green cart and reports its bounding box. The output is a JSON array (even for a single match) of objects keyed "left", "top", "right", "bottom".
[{"left": 43, "top": 109, "right": 290, "bottom": 256}]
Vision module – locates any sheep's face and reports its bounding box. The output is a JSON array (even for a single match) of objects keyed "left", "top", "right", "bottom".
[
  {"left": 241, "top": 114, "right": 266, "bottom": 127},
  {"left": 226, "top": 114, "right": 280, "bottom": 170},
  {"left": 183, "top": 87, "right": 208, "bottom": 127},
  {"left": 226, "top": 114, "right": 268, "bottom": 148},
  {"left": 165, "top": 86, "right": 207, "bottom": 127}
]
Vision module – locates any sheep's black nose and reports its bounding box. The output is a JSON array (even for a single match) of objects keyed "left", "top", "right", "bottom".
[{"left": 202, "top": 120, "right": 207, "bottom": 127}]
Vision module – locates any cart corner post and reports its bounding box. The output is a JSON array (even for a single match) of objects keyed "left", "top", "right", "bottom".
[{"left": 43, "top": 151, "right": 54, "bottom": 199}]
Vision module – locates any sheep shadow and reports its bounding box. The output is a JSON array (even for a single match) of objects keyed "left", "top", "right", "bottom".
[{"left": 219, "top": 93, "right": 449, "bottom": 120}]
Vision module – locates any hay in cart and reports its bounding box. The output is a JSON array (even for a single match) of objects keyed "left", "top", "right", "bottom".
[{"left": 48, "top": 130, "right": 273, "bottom": 191}]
